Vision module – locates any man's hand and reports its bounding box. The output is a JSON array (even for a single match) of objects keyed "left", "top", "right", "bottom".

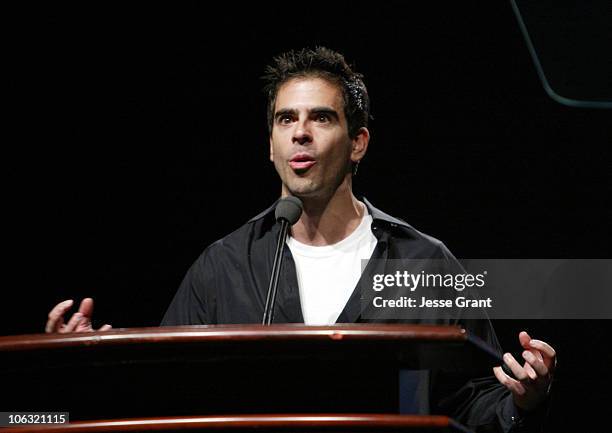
[
  {"left": 493, "top": 331, "right": 556, "bottom": 412},
  {"left": 45, "top": 298, "right": 112, "bottom": 333}
]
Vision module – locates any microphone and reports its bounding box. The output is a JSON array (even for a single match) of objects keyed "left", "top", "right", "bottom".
[{"left": 262, "top": 196, "right": 303, "bottom": 325}]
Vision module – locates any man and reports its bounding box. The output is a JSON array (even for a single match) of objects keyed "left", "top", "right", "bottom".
[{"left": 46, "top": 47, "right": 555, "bottom": 432}]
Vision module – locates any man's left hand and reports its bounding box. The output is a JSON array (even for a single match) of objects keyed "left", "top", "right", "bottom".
[{"left": 493, "top": 331, "right": 557, "bottom": 412}]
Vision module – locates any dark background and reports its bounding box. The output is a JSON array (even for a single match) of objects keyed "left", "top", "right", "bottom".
[{"left": 4, "top": 1, "right": 611, "bottom": 431}]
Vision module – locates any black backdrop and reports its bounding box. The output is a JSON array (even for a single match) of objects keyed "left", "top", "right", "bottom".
[{"left": 4, "top": 1, "right": 611, "bottom": 431}]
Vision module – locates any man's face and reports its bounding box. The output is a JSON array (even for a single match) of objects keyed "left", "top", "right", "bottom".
[{"left": 269, "top": 77, "right": 366, "bottom": 199}]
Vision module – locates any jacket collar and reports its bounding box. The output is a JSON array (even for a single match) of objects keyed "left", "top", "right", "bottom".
[
  {"left": 361, "top": 197, "right": 412, "bottom": 229},
  {"left": 248, "top": 196, "right": 413, "bottom": 230}
]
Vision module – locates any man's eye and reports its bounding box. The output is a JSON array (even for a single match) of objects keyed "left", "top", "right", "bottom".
[
  {"left": 316, "top": 114, "right": 330, "bottom": 122},
  {"left": 279, "top": 115, "right": 293, "bottom": 124}
]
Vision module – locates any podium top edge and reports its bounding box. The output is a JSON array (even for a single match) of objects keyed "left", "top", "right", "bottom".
[
  {"left": 0, "top": 324, "right": 466, "bottom": 352},
  {"left": 0, "top": 414, "right": 454, "bottom": 433}
]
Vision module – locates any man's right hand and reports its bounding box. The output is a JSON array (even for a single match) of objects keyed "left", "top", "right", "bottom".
[{"left": 45, "top": 298, "right": 112, "bottom": 333}]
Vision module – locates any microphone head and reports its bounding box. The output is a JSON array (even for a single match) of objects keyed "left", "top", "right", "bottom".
[{"left": 275, "top": 196, "right": 303, "bottom": 225}]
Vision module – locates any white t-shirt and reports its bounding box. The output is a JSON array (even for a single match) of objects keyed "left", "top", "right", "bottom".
[{"left": 286, "top": 204, "right": 378, "bottom": 325}]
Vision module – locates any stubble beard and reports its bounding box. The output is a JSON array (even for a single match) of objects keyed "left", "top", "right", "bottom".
[
  {"left": 282, "top": 172, "right": 320, "bottom": 198},
  {"left": 280, "top": 163, "right": 351, "bottom": 201}
]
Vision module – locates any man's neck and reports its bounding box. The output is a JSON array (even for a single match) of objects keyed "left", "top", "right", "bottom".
[{"left": 285, "top": 182, "right": 365, "bottom": 247}]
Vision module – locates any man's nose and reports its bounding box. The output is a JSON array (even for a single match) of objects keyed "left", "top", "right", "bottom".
[{"left": 292, "top": 120, "right": 312, "bottom": 145}]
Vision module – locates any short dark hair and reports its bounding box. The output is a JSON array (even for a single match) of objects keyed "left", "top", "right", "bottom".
[{"left": 262, "top": 47, "right": 370, "bottom": 138}]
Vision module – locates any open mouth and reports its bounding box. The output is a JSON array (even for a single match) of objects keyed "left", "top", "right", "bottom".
[{"left": 289, "top": 153, "right": 317, "bottom": 171}]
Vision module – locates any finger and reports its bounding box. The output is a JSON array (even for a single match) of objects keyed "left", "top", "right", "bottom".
[
  {"left": 523, "top": 335, "right": 544, "bottom": 362},
  {"left": 62, "top": 313, "right": 83, "bottom": 333},
  {"left": 45, "top": 299, "right": 74, "bottom": 333},
  {"left": 522, "top": 355, "right": 539, "bottom": 380},
  {"left": 493, "top": 366, "right": 506, "bottom": 383},
  {"left": 98, "top": 324, "right": 112, "bottom": 332},
  {"left": 529, "top": 339, "right": 556, "bottom": 360},
  {"left": 78, "top": 298, "right": 94, "bottom": 319},
  {"left": 530, "top": 347, "right": 544, "bottom": 362},
  {"left": 75, "top": 317, "right": 94, "bottom": 332},
  {"left": 493, "top": 366, "right": 527, "bottom": 396},
  {"left": 519, "top": 331, "right": 532, "bottom": 349},
  {"left": 503, "top": 353, "right": 529, "bottom": 382},
  {"left": 523, "top": 350, "right": 549, "bottom": 377}
]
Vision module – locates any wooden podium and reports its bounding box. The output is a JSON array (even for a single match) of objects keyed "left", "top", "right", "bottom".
[{"left": 0, "top": 324, "right": 500, "bottom": 432}]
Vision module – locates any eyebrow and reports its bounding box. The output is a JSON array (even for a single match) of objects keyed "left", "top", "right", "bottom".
[
  {"left": 274, "top": 106, "right": 340, "bottom": 121},
  {"left": 274, "top": 108, "right": 298, "bottom": 120},
  {"left": 310, "top": 107, "right": 340, "bottom": 121}
]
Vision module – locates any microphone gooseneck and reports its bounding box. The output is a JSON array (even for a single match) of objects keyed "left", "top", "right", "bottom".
[{"left": 262, "top": 196, "right": 303, "bottom": 325}]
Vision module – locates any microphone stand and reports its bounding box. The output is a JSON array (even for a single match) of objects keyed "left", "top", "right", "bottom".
[{"left": 262, "top": 218, "right": 290, "bottom": 325}]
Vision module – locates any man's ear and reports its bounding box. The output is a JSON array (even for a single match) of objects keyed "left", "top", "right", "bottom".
[
  {"left": 269, "top": 136, "right": 274, "bottom": 162},
  {"left": 351, "top": 127, "right": 370, "bottom": 164}
]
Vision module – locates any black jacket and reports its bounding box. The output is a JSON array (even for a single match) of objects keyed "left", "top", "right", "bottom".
[{"left": 162, "top": 198, "right": 546, "bottom": 432}]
